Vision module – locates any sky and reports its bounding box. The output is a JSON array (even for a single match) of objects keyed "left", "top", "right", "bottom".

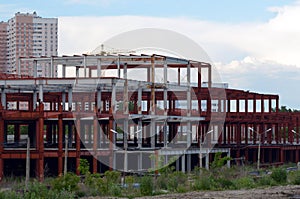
[{"left": 1, "top": 0, "right": 300, "bottom": 109}]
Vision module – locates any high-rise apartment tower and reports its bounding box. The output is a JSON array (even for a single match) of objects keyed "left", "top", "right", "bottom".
[{"left": 0, "top": 12, "right": 58, "bottom": 76}]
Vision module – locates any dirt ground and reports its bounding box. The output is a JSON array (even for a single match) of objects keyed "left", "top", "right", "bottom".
[
  {"left": 82, "top": 185, "right": 300, "bottom": 199},
  {"left": 136, "top": 185, "right": 300, "bottom": 199}
]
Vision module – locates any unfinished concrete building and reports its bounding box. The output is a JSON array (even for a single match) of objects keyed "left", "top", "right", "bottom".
[{"left": 0, "top": 54, "right": 299, "bottom": 181}]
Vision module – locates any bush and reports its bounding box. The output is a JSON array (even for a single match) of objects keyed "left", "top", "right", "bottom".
[
  {"left": 270, "top": 168, "right": 287, "bottom": 184},
  {"left": 140, "top": 175, "right": 153, "bottom": 196},
  {"left": 234, "top": 177, "right": 256, "bottom": 189},
  {"left": 23, "top": 181, "right": 48, "bottom": 199},
  {"left": 104, "top": 170, "right": 121, "bottom": 185},
  {"left": 257, "top": 175, "right": 276, "bottom": 186},
  {"left": 109, "top": 184, "right": 122, "bottom": 197},
  {"left": 78, "top": 159, "right": 90, "bottom": 175},
  {"left": 288, "top": 170, "right": 300, "bottom": 185},
  {"left": 51, "top": 172, "right": 80, "bottom": 192},
  {"left": 167, "top": 171, "right": 187, "bottom": 192},
  {"left": 193, "top": 176, "right": 215, "bottom": 190},
  {"left": 215, "top": 177, "right": 236, "bottom": 190},
  {"left": 0, "top": 191, "right": 21, "bottom": 199}
]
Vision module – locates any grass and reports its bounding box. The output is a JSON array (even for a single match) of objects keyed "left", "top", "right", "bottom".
[{"left": 1, "top": 164, "right": 300, "bottom": 198}]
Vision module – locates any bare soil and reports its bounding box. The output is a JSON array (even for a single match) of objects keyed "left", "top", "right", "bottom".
[{"left": 82, "top": 185, "right": 300, "bottom": 199}]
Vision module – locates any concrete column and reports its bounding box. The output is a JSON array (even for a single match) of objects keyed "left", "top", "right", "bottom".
[
  {"left": 97, "top": 59, "right": 101, "bottom": 77},
  {"left": 187, "top": 154, "right": 191, "bottom": 173},
  {"left": 1, "top": 88, "right": 6, "bottom": 110},
  {"left": 68, "top": 87, "right": 72, "bottom": 111},
  {"left": 75, "top": 118, "right": 81, "bottom": 175},
  {"left": 58, "top": 115, "right": 63, "bottom": 176},
  {"left": 62, "top": 64, "right": 66, "bottom": 78},
  {"left": 39, "top": 84, "right": 43, "bottom": 102},
  {"left": 50, "top": 56, "right": 54, "bottom": 77},
  {"left": 187, "top": 62, "right": 192, "bottom": 148},
  {"left": 227, "top": 150, "right": 231, "bottom": 168},
  {"left": 150, "top": 120, "right": 155, "bottom": 148},
  {"left": 205, "top": 152, "right": 210, "bottom": 170},
  {"left": 163, "top": 61, "right": 168, "bottom": 148},
  {"left": 138, "top": 84, "right": 142, "bottom": 148},
  {"left": 83, "top": 55, "right": 87, "bottom": 78},
  {"left": 18, "top": 58, "right": 21, "bottom": 76},
  {"left": 176, "top": 158, "right": 180, "bottom": 171},
  {"left": 97, "top": 88, "right": 101, "bottom": 113},
  {"left": 117, "top": 56, "right": 121, "bottom": 78},
  {"left": 62, "top": 92, "right": 66, "bottom": 111},
  {"left": 138, "top": 153, "right": 143, "bottom": 171},
  {"left": 33, "top": 60, "right": 37, "bottom": 78},
  {"left": 208, "top": 64, "right": 212, "bottom": 88},
  {"left": 181, "top": 155, "right": 185, "bottom": 173}
]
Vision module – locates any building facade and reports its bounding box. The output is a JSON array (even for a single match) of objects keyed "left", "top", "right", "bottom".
[{"left": 0, "top": 12, "right": 58, "bottom": 76}]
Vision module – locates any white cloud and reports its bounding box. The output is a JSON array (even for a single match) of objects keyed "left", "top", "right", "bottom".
[{"left": 58, "top": 2, "right": 300, "bottom": 108}]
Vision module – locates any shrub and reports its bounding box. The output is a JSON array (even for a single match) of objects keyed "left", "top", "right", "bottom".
[
  {"left": 140, "top": 175, "right": 153, "bottom": 196},
  {"left": 288, "top": 170, "right": 300, "bottom": 185},
  {"left": 23, "top": 181, "right": 48, "bottom": 199},
  {"left": 193, "top": 176, "right": 215, "bottom": 191},
  {"left": 270, "top": 168, "right": 287, "bottom": 184},
  {"left": 0, "top": 191, "right": 21, "bottom": 199},
  {"left": 51, "top": 172, "right": 80, "bottom": 192},
  {"left": 215, "top": 177, "right": 236, "bottom": 190},
  {"left": 211, "top": 152, "right": 231, "bottom": 170},
  {"left": 167, "top": 171, "right": 187, "bottom": 192},
  {"left": 78, "top": 159, "right": 90, "bottom": 175},
  {"left": 234, "top": 177, "right": 255, "bottom": 189},
  {"left": 109, "top": 184, "right": 122, "bottom": 197},
  {"left": 104, "top": 170, "right": 121, "bottom": 184},
  {"left": 257, "top": 175, "right": 276, "bottom": 186}
]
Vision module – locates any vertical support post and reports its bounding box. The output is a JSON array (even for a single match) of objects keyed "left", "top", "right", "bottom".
[
  {"left": 62, "top": 64, "right": 66, "bottom": 78},
  {"left": 33, "top": 60, "right": 37, "bottom": 78},
  {"left": 64, "top": 134, "right": 68, "bottom": 175},
  {"left": 38, "top": 103, "right": 44, "bottom": 181},
  {"left": 253, "top": 95, "right": 257, "bottom": 113},
  {"left": 76, "top": 117, "right": 81, "bottom": 175},
  {"left": 39, "top": 84, "right": 43, "bottom": 102},
  {"left": 177, "top": 67, "right": 180, "bottom": 86},
  {"left": 117, "top": 56, "right": 121, "bottom": 78},
  {"left": 25, "top": 137, "right": 30, "bottom": 189},
  {"left": 33, "top": 90, "right": 37, "bottom": 111},
  {"left": 97, "top": 58, "right": 101, "bottom": 77},
  {"left": 0, "top": 118, "right": 4, "bottom": 182},
  {"left": 181, "top": 155, "right": 185, "bottom": 173},
  {"left": 83, "top": 55, "right": 87, "bottom": 78},
  {"left": 138, "top": 84, "right": 142, "bottom": 148},
  {"left": 197, "top": 65, "right": 202, "bottom": 115},
  {"left": 276, "top": 96, "right": 279, "bottom": 113},
  {"left": 1, "top": 88, "right": 6, "bottom": 110},
  {"left": 261, "top": 96, "right": 264, "bottom": 113},
  {"left": 62, "top": 91, "right": 66, "bottom": 111},
  {"left": 123, "top": 62, "right": 128, "bottom": 173},
  {"left": 93, "top": 111, "right": 98, "bottom": 174},
  {"left": 150, "top": 56, "right": 155, "bottom": 148},
  {"left": 187, "top": 154, "right": 191, "bottom": 173},
  {"left": 58, "top": 115, "right": 63, "bottom": 176},
  {"left": 187, "top": 62, "right": 192, "bottom": 148},
  {"left": 97, "top": 88, "right": 101, "bottom": 113},
  {"left": 163, "top": 60, "right": 168, "bottom": 148},
  {"left": 68, "top": 87, "right": 72, "bottom": 111},
  {"left": 18, "top": 58, "right": 21, "bottom": 76},
  {"left": 227, "top": 150, "right": 231, "bottom": 168},
  {"left": 50, "top": 56, "right": 54, "bottom": 77},
  {"left": 208, "top": 64, "right": 212, "bottom": 88},
  {"left": 205, "top": 152, "right": 209, "bottom": 170}
]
